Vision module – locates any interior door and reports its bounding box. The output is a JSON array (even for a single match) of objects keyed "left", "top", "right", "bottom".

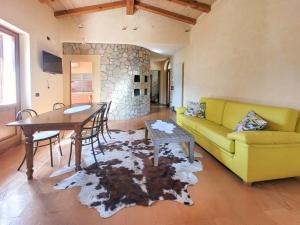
[{"left": 0, "top": 25, "right": 21, "bottom": 152}]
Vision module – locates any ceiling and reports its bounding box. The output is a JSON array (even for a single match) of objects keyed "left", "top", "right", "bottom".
[
  {"left": 45, "top": 0, "right": 215, "bottom": 23},
  {"left": 41, "top": 0, "right": 216, "bottom": 57}
]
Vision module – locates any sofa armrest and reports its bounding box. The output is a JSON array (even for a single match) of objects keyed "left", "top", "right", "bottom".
[
  {"left": 227, "top": 131, "right": 300, "bottom": 145},
  {"left": 176, "top": 107, "right": 186, "bottom": 114}
]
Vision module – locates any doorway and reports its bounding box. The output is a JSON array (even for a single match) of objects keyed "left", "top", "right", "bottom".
[
  {"left": 150, "top": 70, "right": 160, "bottom": 104},
  {"left": 166, "top": 61, "right": 171, "bottom": 107},
  {"left": 70, "top": 61, "right": 93, "bottom": 104}
]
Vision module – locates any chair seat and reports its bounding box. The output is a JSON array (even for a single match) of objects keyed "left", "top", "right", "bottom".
[{"left": 33, "top": 130, "right": 60, "bottom": 141}]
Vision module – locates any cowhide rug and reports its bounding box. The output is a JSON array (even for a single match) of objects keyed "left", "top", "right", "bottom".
[{"left": 51, "top": 129, "right": 203, "bottom": 218}]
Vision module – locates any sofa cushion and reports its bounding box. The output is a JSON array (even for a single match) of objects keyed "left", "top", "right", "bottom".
[
  {"left": 195, "top": 119, "right": 235, "bottom": 153},
  {"left": 200, "top": 98, "right": 226, "bottom": 125},
  {"left": 180, "top": 115, "right": 202, "bottom": 130},
  {"left": 296, "top": 115, "right": 300, "bottom": 133},
  {"left": 235, "top": 111, "right": 267, "bottom": 132},
  {"left": 228, "top": 131, "right": 300, "bottom": 145},
  {"left": 222, "top": 101, "right": 298, "bottom": 132}
]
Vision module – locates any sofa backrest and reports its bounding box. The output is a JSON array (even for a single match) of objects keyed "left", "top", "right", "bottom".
[
  {"left": 222, "top": 101, "right": 298, "bottom": 132},
  {"left": 200, "top": 97, "right": 226, "bottom": 125},
  {"left": 296, "top": 115, "right": 300, "bottom": 133}
]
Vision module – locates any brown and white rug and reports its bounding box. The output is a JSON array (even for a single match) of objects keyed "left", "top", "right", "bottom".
[{"left": 51, "top": 129, "right": 203, "bottom": 218}]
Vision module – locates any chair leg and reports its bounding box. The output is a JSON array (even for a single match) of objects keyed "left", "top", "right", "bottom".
[
  {"left": 17, "top": 155, "right": 26, "bottom": 171},
  {"left": 101, "top": 125, "right": 107, "bottom": 143},
  {"left": 49, "top": 138, "right": 54, "bottom": 167},
  {"left": 58, "top": 136, "right": 63, "bottom": 156},
  {"left": 68, "top": 142, "right": 73, "bottom": 167},
  {"left": 17, "top": 142, "right": 39, "bottom": 171},
  {"left": 33, "top": 141, "right": 39, "bottom": 156},
  {"left": 91, "top": 140, "right": 98, "bottom": 165},
  {"left": 97, "top": 136, "right": 105, "bottom": 155},
  {"left": 105, "top": 121, "right": 111, "bottom": 139}
]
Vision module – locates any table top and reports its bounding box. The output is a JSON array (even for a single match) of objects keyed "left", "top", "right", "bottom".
[
  {"left": 145, "top": 119, "right": 194, "bottom": 142},
  {"left": 7, "top": 103, "right": 105, "bottom": 128}
]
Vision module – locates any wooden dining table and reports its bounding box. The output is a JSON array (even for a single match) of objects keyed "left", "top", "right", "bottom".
[{"left": 7, "top": 103, "right": 105, "bottom": 180}]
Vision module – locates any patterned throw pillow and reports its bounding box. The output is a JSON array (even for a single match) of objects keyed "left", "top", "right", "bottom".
[
  {"left": 184, "top": 102, "right": 206, "bottom": 118},
  {"left": 198, "top": 103, "right": 206, "bottom": 119},
  {"left": 184, "top": 101, "right": 199, "bottom": 117},
  {"left": 235, "top": 111, "right": 267, "bottom": 132}
]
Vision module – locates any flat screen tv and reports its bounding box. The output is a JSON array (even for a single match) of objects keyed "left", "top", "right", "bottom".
[{"left": 42, "top": 51, "right": 63, "bottom": 74}]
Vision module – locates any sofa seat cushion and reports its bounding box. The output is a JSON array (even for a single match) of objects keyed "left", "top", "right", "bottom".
[
  {"left": 195, "top": 120, "right": 235, "bottom": 153},
  {"left": 180, "top": 115, "right": 203, "bottom": 130}
]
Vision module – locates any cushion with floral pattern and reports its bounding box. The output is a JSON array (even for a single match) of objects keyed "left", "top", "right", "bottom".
[
  {"left": 235, "top": 111, "right": 267, "bottom": 132},
  {"left": 184, "top": 102, "right": 206, "bottom": 118}
]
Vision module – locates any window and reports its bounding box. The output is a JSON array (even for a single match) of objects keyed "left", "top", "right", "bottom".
[
  {"left": 144, "top": 76, "right": 148, "bottom": 83},
  {"left": 0, "top": 27, "right": 18, "bottom": 105},
  {"left": 144, "top": 89, "right": 148, "bottom": 95}
]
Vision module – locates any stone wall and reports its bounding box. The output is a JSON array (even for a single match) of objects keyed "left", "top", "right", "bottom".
[{"left": 63, "top": 43, "right": 151, "bottom": 120}]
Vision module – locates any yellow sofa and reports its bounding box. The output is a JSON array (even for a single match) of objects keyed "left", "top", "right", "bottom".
[{"left": 176, "top": 97, "right": 300, "bottom": 183}]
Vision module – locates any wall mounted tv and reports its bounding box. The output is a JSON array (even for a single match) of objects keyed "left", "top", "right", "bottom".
[{"left": 42, "top": 51, "right": 63, "bottom": 74}]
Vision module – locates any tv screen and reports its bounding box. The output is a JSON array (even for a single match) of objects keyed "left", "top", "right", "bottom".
[{"left": 42, "top": 51, "right": 62, "bottom": 74}]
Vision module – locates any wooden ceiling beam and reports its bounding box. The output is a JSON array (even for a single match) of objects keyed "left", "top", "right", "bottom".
[
  {"left": 135, "top": 2, "right": 196, "bottom": 25},
  {"left": 126, "top": 0, "right": 135, "bottom": 15},
  {"left": 39, "top": 0, "right": 55, "bottom": 3},
  {"left": 168, "top": 0, "right": 211, "bottom": 13},
  {"left": 54, "top": 1, "right": 125, "bottom": 18}
]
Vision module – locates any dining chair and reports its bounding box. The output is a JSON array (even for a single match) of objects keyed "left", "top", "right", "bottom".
[
  {"left": 16, "top": 109, "right": 62, "bottom": 170},
  {"left": 102, "top": 101, "right": 112, "bottom": 140},
  {"left": 52, "top": 102, "right": 66, "bottom": 138},
  {"left": 53, "top": 102, "right": 65, "bottom": 110},
  {"left": 68, "top": 103, "right": 107, "bottom": 166}
]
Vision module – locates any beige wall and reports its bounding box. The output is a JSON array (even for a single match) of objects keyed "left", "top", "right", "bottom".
[
  {"left": 174, "top": 0, "right": 300, "bottom": 110},
  {"left": 0, "top": 0, "right": 63, "bottom": 113},
  {"left": 63, "top": 55, "right": 101, "bottom": 105}
]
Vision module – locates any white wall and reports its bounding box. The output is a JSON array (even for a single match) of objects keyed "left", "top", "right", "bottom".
[
  {"left": 0, "top": 0, "right": 63, "bottom": 113},
  {"left": 60, "top": 9, "right": 190, "bottom": 55},
  {"left": 174, "top": 0, "right": 300, "bottom": 110}
]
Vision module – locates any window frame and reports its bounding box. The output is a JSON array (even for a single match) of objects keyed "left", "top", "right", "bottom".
[{"left": 0, "top": 25, "right": 20, "bottom": 107}]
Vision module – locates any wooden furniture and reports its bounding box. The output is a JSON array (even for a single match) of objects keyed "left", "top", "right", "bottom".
[
  {"left": 16, "top": 109, "right": 62, "bottom": 170},
  {"left": 68, "top": 103, "right": 107, "bottom": 166},
  {"left": 144, "top": 119, "right": 194, "bottom": 166},
  {"left": 7, "top": 103, "right": 105, "bottom": 180},
  {"left": 103, "top": 101, "right": 112, "bottom": 139},
  {"left": 53, "top": 102, "right": 65, "bottom": 110}
]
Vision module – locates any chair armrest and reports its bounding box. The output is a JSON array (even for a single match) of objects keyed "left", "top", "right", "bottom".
[
  {"left": 227, "top": 131, "right": 300, "bottom": 145},
  {"left": 176, "top": 107, "right": 186, "bottom": 114}
]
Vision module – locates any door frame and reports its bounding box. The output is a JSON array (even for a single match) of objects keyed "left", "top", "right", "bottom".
[
  {"left": 63, "top": 55, "right": 101, "bottom": 106},
  {"left": 0, "top": 25, "right": 21, "bottom": 152}
]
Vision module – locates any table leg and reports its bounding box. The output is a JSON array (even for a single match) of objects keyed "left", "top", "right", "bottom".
[
  {"left": 23, "top": 128, "right": 34, "bottom": 180},
  {"left": 154, "top": 142, "right": 159, "bottom": 166},
  {"left": 145, "top": 127, "right": 148, "bottom": 139},
  {"left": 74, "top": 126, "right": 83, "bottom": 171},
  {"left": 189, "top": 140, "right": 195, "bottom": 163}
]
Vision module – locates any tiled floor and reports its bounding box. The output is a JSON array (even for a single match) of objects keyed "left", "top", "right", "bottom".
[{"left": 0, "top": 105, "right": 300, "bottom": 225}]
